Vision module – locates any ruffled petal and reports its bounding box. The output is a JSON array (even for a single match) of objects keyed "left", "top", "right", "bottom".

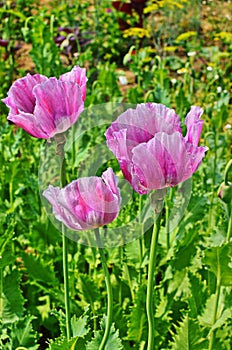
[
  {"left": 106, "top": 128, "right": 137, "bottom": 183},
  {"left": 185, "top": 106, "right": 204, "bottom": 146},
  {"left": 43, "top": 183, "right": 93, "bottom": 231},
  {"left": 101, "top": 167, "right": 120, "bottom": 198},
  {"left": 132, "top": 132, "right": 194, "bottom": 192},
  {"left": 33, "top": 78, "right": 84, "bottom": 138},
  {"left": 60, "top": 65, "right": 87, "bottom": 101},
  {"left": 7, "top": 111, "right": 49, "bottom": 138},
  {"left": 2, "top": 73, "right": 47, "bottom": 115},
  {"left": 186, "top": 143, "right": 208, "bottom": 173},
  {"left": 106, "top": 103, "right": 182, "bottom": 147},
  {"left": 43, "top": 169, "right": 121, "bottom": 231}
]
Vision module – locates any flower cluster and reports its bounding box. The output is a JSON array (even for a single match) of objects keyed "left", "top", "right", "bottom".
[
  {"left": 105, "top": 103, "right": 208, "bottom": 194},
  {"left": 3, "top": 68, "right": 207, "bottom": 231}
]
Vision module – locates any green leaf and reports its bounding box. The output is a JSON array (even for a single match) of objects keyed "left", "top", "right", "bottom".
[
  {"left": 11, "top": 315, "right": 39, "bottom": 350},
  {"left": 204, "top": 243, "right": 232, "bottom": 286},
  {"left": 77, "top": 273, "right": 101, "bottom": 307},
  {"left": 127, "top": 284, "right": 147, "bottom": 343},
  {"left": 71, "top": 307, "right": 90, "bottom": 338},
  {"left": 198, "top": 291, "right": 231, "bottom": 329},
  {"left": 86, "top": 318, "right": 123, "bottom": 350},
  {"left": 22, "top": 252, "right": 59, "bottom": 286},
  {"left": 49, "top": 336, "right": 84, "bottom": 350},
  {"left": 170, "top": 315, "right": 208, "bottom": 350},
  {"left": 2, "top": 269, "right": 25, "bottom": 323},
  {"left": 188, "top": 272, "right": 209, "bottom": 318}
]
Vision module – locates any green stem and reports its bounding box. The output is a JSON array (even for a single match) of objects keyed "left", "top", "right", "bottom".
[
  {"left": 61, "top": 159, "right": 71, "bottom": 340},
  {"left": 95, "top": 228, "right": 113, "bottom": 350},
  {"left": 146, "top": 215, "right": 161, "bottom": 350},
  {"left": 226, "top": 204, "right": 232, "bottom": 242},
  {"left": 0, "top": 267, "right": 2, "bottom": 321},
  {"left": 165, "top": 188, "right": 173, "bottom": 251},
  {"left": 55, "top": 134, "right": 71, "bottom": 340},
  {"left": 62, "top": 224, "right": 71, "bottom": 340},
  {"left": 224, "top": 159, "right": 232, "bottom": 185},
  {"left": 139, "top": 195, "right": 145, "bottom": 284},
  {"left": 208, "top": 250, "right": 221, "bottom": 350}
]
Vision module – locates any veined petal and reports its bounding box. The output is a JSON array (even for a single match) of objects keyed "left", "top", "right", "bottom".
[
  {"left": 43, "top": 184, "right": 92, "bottom": 231},
  {"left": 186, "top": 143, "right": 208, "bottom": 173},
  {"left": 60, "top": 65, "right": 87, "bottom": 101},
  {"left": 43, "top": 168, "right": 121, "bottom": 231},
  {"left": 132, "top": 132, "right": 194, "bottom": 191},
  {"left": 106, "top": 128, "right": 137, "bottom": 183},
  {"left": 33, "top": 78, "right": 84, "bottom": 138},
  {"left": 2, "top": 73, "right": 48, "bottom": 115},
  {"left": 101, "top": 167, "right": 120, "bottom": 198},
  {"left": 7, "top": 111, "right": 49, "bottom": 139},
  {"left": 185, "top": 106, "right": 204, "bottom": 146},
  {"left": 77, "top": 171, "right": 120, "bottom": 215},
  {"left": 106, "top": 103, "right": 182, "bottom": 146}
]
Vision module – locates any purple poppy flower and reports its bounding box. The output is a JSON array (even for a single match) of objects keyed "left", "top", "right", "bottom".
[
  {"left": 105, "top": 103, "right": 208, "bottom": 194},
  {"left": 43, "top": 168, "right": 121, "bottom": 231},
  {"left": 2, "top": 66, "right": 87, "bottom": 139}
]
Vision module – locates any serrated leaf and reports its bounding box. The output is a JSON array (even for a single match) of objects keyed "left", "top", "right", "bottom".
[
  {"left": 22, "top": 252, "right": 58, "bottom": 286},
  {"left": 0, "top": 248, "right": 15, "bottom": 269},
  {"left": 127, "top": 284, "right": 147, "bottom": 343},
  {"left": 48, "top": 336, "right": 84, "bottom": 350},
  {"left": 170, "top": 315, "right": 208, "bottom": 350},
  {"left": 11, "top": 315, "right": 39, "bottom": 349},
  {"left": 204, "top": 243, "right": 232, "bottom": 286},
  {"left": 188, "top": 272, "right": 208, "bottom": 318},
  {"left": 198, "top": 291, "right": 231, "bottom": 330},
  {"left": 2, "top": 269, "right": 25, "bottom": 323},
  {"left": 177, "top": 196, "right": 207, "bottom": 238},
  {"left": 86, "top": 318, "right": 123, "bottom": 350},
  {"left": 77, "top": 273, "right": 101, "bottom": 307},
  {"left": 71, "top": 307, "right": 90, "bottom": 338}
]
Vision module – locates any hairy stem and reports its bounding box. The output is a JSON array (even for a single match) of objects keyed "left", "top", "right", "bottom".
[
  {"left": 146, "top": 215, "right": 161, "bottom": 350},
  {"left": 208, "top": 249, "right": 221, "bottom": 350},
  {"left": 55, "top": 133, "right": 71, "bottom": 340},
  {"left": 95, "top": 228, "right": 113, "bottom": 350}
]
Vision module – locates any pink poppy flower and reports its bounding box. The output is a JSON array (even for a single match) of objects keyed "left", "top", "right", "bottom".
[
  {"left": 43, "top": 168, "right": 121, "bottom": 231},
  {"left": 105, "top": 103, "right": 208, "bottom": 194},
  {"left": 2, "top": 66, "right": 87, "bottom": 139}
]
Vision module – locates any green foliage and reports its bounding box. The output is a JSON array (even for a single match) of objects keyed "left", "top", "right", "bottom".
[
  {"left": 1, "top": 269, "right": 25, "bottom": 324},
  {"left": 204, "top": 243, "right": 232, "bottom": 287},
  {"left": 127, "top": 285, "right": 147, "bottom": 343},
  {"left": 71, "top": 308, "right": 90, "bottom": 338},
  {"left": 170, "top": 315, "right": 207, "bottom": 350},
  {"left": 28, "top": 15, "right": 63, "bottom": 76},
  {"left": 22, "top": 252, "right": 59, "bottom": 286},
  {"left": 86, "top": 319, "right": 123, "bottom": 350},
  {"left": 9, "top": 316, "right": 39, "bottom": 350},
  {"left": 0, "top": 0, "right": 232, "bottom": 348}
]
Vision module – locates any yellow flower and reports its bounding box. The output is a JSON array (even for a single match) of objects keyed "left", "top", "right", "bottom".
[
  {"left": 214, "top": 32, "right": 232, "bottom": 42},
  {"left": 176, "top": 31, "right": 197, "bottom": 42},
  {"left": 164, "top": 46, "right": 178, "bottom": 52},
  {"left": 177, "top": 67, "right": 189, "bottom": 74},
  {"left": 123, "top": 28, "right": 150, "bottom": 39},
  {"left": 144, "top": 0, "right": 188, "bottom": 13}
]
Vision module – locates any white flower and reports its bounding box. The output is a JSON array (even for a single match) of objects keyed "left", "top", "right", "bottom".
[{"left": 187, "top": 51, "right": 196, "bottom": 57}]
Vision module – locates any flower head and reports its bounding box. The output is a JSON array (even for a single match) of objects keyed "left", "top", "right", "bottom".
[
  {"left": 43, "top": 168, "right": 121, "bottom": 231},
  {"left": 2, "top": 66, "right": 87, "bottom": 139},
  {"left": 105, "top": 103, "right": 208, "bottom": 194}
]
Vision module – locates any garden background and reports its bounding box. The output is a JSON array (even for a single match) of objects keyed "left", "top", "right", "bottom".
[{"left": 0, "top": 0, "right": 232, "bottom": 349}]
